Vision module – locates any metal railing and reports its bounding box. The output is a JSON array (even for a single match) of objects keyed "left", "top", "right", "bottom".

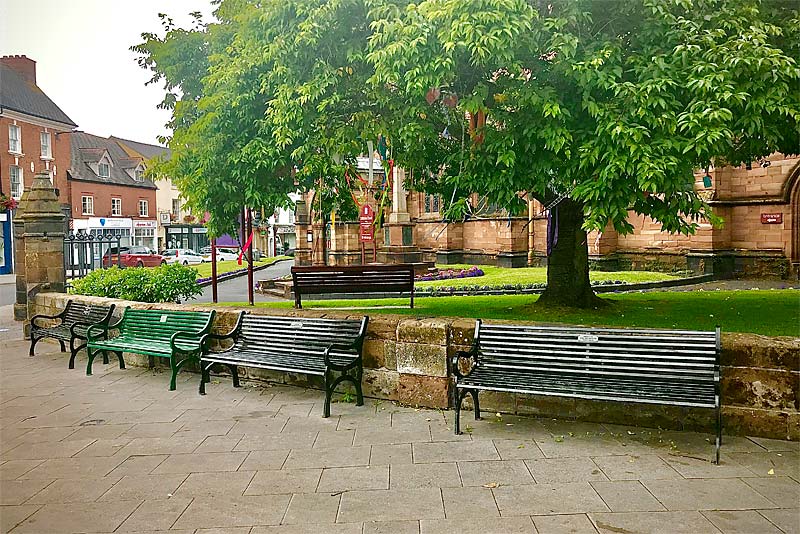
[{"left": 64, "top": 230, "right": 122, "bottom": 279}]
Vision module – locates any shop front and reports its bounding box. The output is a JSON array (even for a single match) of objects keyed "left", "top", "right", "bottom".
[
  {"left": 73, "top": 217, "right": 133, "bottom": 247},
  {"left": 0, "top": 211, "right": 12, "bottom": 274},
  {"left": 133, "top": 220, "right": 158, "bottom": 250},
  {"left": 164, "top": 224, "right": 209, "bottom": 252}
]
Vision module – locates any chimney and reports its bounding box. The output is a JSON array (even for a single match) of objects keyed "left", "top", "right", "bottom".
[{"left": 1, "top": 55, "right": 36, "bottom": 84}]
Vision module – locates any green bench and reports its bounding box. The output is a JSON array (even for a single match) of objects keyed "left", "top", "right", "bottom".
[{"left": 86, "top": 307, "right": 215, "bottom": 390}]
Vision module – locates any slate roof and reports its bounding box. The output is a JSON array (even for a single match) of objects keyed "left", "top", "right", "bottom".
[
  {"left": 0, "top": 64, "right": 77, "bottom": 127},
  {"left": 69, "top": 132, "right": 156, "bottom": 189},
  {"left": 110, "top": 136, "right": 171, "bottom": 161}
]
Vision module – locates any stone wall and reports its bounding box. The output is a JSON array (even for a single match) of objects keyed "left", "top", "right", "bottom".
[{"left": 30, "top": 292, "right": 799, "bottom": 440}]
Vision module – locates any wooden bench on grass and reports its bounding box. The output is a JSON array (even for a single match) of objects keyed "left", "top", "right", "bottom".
[
  {"left": 30, "top": 300, "right": 116, "bottom": 369},
  {"left": 86, "top": 308, "right": 215, "bottom": 390},
  {"left": 291, "top": 264, "right": 415, "bottom": 309},
  {"left": 200, "top": 312, "right": 369, "bottom": 417},
  {"left": 452, "top": 320, "right": 723, "bottom": 463}
]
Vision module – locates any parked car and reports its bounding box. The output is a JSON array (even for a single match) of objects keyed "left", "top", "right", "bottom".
[
  {"left": 102, "top": 246, "right": 163, "bottom": 268},
  {"left": 201, "top": 247, "right": 241, "bottom": 262},
  {"left": 161, "top": 248, "right": 205, "bottom": 265}
]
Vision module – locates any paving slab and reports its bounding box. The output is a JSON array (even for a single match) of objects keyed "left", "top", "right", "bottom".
[
  {"left": 589, "top": 511, "right": 720, "bottom": 534},
  {"left": 493, "top": 482, "right": 610, "bottom": 516},
  {"left": 702, "top": 510, "right": 783, "bottom": 533},
  {"left": 642, "top": 478, "right": 778, "bottom": 511}
]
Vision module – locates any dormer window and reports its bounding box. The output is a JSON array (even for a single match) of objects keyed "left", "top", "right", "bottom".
[
  {"left": 134, "top": 167, "right": 144, "bottom": 181},
  {"left": 98, "top": 162, "right": 110, "bottom": 178}
]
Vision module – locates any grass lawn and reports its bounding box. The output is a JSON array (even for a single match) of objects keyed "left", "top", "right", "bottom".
[
  {"left": 417, "top": 264, "right": 680, "bottom": 288},
  {"left": 225, "top": 290, "right": 800, "bottom": 337},
  {"left": 194, "top": 256, "right": 288, "bottom": 279}
]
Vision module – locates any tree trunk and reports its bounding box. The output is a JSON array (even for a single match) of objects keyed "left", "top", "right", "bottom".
[{"left": 537, "top": 198, "right": 605, "bottom": 309}]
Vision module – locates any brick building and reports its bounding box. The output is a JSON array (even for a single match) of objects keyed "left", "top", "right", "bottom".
[
  {"left": 0, "top": 55, "right": 77, "bottom": 274},
  {"left": 68, "top": 133, "right": 158, "bottom": 250},
  {"left": 295, "top": 154, "right": 800, "bottom": 278}
]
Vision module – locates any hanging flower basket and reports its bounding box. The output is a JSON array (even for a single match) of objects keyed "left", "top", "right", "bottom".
[
  {"left": 0, "top": 194, "right": 18, "bottom": 212},
  {"left": 183, "top": 214, "right": 196, "bottom": 223}
]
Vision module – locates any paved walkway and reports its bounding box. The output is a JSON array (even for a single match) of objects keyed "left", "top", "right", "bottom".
[
  {"left": 1, "top": 325, "right": 798, "bottom": 533},
  {"left": 193, "top": 261, "right": 292, "bottom": 304}
]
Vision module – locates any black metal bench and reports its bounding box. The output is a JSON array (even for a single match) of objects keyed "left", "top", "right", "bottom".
[
  {"left": 200, "top": 312, "right": 369, "bottom": 417},
  {"left": 291, "top": 264, "right": 415, "bottom": 308},
  {"left": 30, "top": 300, "right": 116, "bottom": 368},
  {"left": 452, "top": 320, "right": 723, "bottom": 463}
]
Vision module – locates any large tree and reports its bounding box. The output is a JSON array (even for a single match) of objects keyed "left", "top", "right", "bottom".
[
  {"left": 136, "top": 0, "right": 799, "bottom": 307},
  {"left": 369, "top": 0, "right": 800, "bottom": 307}
]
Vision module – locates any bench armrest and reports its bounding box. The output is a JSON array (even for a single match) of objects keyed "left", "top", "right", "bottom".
[
  {"left": 170, "top": 330, "right": 205, "bottom": 354},
  {"left": 323, "top": 342, "right": 360, "bottom": 371},
  {"left": 30, "top": 304, "right": 69, "bottom": 329},
  {"left": 209, "top": 311, "right": 245, "bottom": 341},
  {"left": 86, "top": 323, "right": 109, "bottom": 343},
  {"left": 71, "top": 305, "right": 115, "bottom": 339},
  {"left": 451, "top": 345, "right": 479, "bottom": 378}
]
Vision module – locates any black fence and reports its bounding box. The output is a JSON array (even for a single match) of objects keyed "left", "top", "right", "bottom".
[{"left": 64, "top": 231, "right": 122, "bottom": 279}]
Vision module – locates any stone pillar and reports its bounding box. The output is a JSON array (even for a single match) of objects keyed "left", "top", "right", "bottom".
[
  {"left": 13, "top": 172, "right": 67, "bottom": 336},
  {"left": 380, "top": 166, "right": 422, "bottom": 264}
]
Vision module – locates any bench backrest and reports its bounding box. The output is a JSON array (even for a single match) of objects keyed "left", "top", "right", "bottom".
[
  {"left": 232, "top": 313, "right": 368, "bottom": 357},
  {"left": 119, "top": 308, "right": 215, "bottom": 341},
  {"left": 63, "top": 301, "right": 115, "bottom": 326},
  {"left": 475, "top": 320, "right": 720, "bottom": 384},
  {"left": 291, "top": 264, "right": 415, "bottom": 308}
]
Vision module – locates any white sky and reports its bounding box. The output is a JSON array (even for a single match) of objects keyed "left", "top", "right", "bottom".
[{"left": 0, "top": 0, "right": 215, "bottom": 145}]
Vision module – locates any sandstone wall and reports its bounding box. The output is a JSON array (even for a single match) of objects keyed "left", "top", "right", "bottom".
[{"left": 31, "top": 292, "right": 799, "bottom": 440}]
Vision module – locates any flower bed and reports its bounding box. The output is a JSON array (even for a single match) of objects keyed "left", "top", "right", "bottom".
[{"left": 416, "top": 266, "right": 484, "bottom": 282}]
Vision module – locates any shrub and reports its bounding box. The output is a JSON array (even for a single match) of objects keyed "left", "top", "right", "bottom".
[{"left": 70, "top": 263, "right": 203, "bottom": 303}]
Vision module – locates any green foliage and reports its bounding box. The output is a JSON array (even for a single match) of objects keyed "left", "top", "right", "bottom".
[
  {"left": 369, "top": 0, "right": 800, "bottom": 235},
  {"left": 70, "top": 264, "right": 203, "bottom": 303},
  {"left": 238, "top": 289, "right": 800, "bottom": 337}
]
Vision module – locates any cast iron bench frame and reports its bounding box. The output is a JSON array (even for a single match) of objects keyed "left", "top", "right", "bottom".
[
  {"left": 291, "top": 264, "right": 415, "bottom": 309},
  {"left": 452, "top": 320, "right": 723, "bottom": 463},
  {"left": 86, "top": 307, "right": 215, "bottom": 390},
  {"left": 29, "top": 300, "right": 116, "bottom": 368},
  {"left": 200, "top": 312, "right": 369, "bottom": 417}
]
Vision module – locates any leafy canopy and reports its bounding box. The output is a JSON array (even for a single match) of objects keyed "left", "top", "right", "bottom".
[
  {"left": 135, "top": 0, "right": 800, "bottom": 238},
  {"left": 369, "top": 0, "right": 800, "bottom": 234}
]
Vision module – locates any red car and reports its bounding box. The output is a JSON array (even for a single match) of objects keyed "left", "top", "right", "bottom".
[{"left": 102, "top": 246, "right": 163, "bottom": 268}]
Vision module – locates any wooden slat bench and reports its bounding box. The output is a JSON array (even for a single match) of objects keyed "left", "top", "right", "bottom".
[
  {"left": 452, "top": 320, "right": 723, "bottom": 463},
  {"left": 30, "top": 300, "right": 116, "bottom": 369},
  {"left": 291, "top": 264, "right": 415, "bottom": 309},
  {"left": 86, "top": 307, "right": 215, "bottom": 390},
  {"left": 200, "top": 312, "right": 369, "bottom": 417}
]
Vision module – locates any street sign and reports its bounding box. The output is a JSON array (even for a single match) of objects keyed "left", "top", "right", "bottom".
[
  {"left": 360, "top": 225, "right": 374, "bottom": 242},
  {"left": 359, "top": 204, "right": 375, "bottom": 224}
]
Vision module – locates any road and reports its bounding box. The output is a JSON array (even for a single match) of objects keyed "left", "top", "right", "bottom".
[{"left": 192, "top": 259, "right": 293, "bottom": 303}]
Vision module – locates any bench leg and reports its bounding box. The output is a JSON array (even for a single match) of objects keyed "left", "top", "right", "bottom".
[
  {"left": 86, "top": 348, "right": 97, "bottom": 376},
  {"left": 454, "top": 388, "right": 468, "bottom": 435},
  {"left": 714, "top": 405, "right": 722, "bottom": 465},
  {"left": 354, "top": 366, "right": 364, "bottom": 407},
  {"left": 115, "top": 351, "right": 125, "bottom": 369},
  {"left": 29, "top": 335, "right": 41, "bottom": 356},
  {"left": 323, "top": 370, "right": 332, "bottom": 418},
  {"left": 102, "top": 350, "right": 110, "bottom": 365},
  {"left": 58, "top": 339, "right": 66, "bottom": 353},
  {"left": 68, "top": 339, "right": 85, "bottom": 369},
  {"left": 226, "top": 365, "right": 240, "bottom": 388},
  {"left": 199, "top": 361, "right": 212, "bottom": 395},
  {"left": 470, "top": 389, "right": 481, "bottom": 421}
]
